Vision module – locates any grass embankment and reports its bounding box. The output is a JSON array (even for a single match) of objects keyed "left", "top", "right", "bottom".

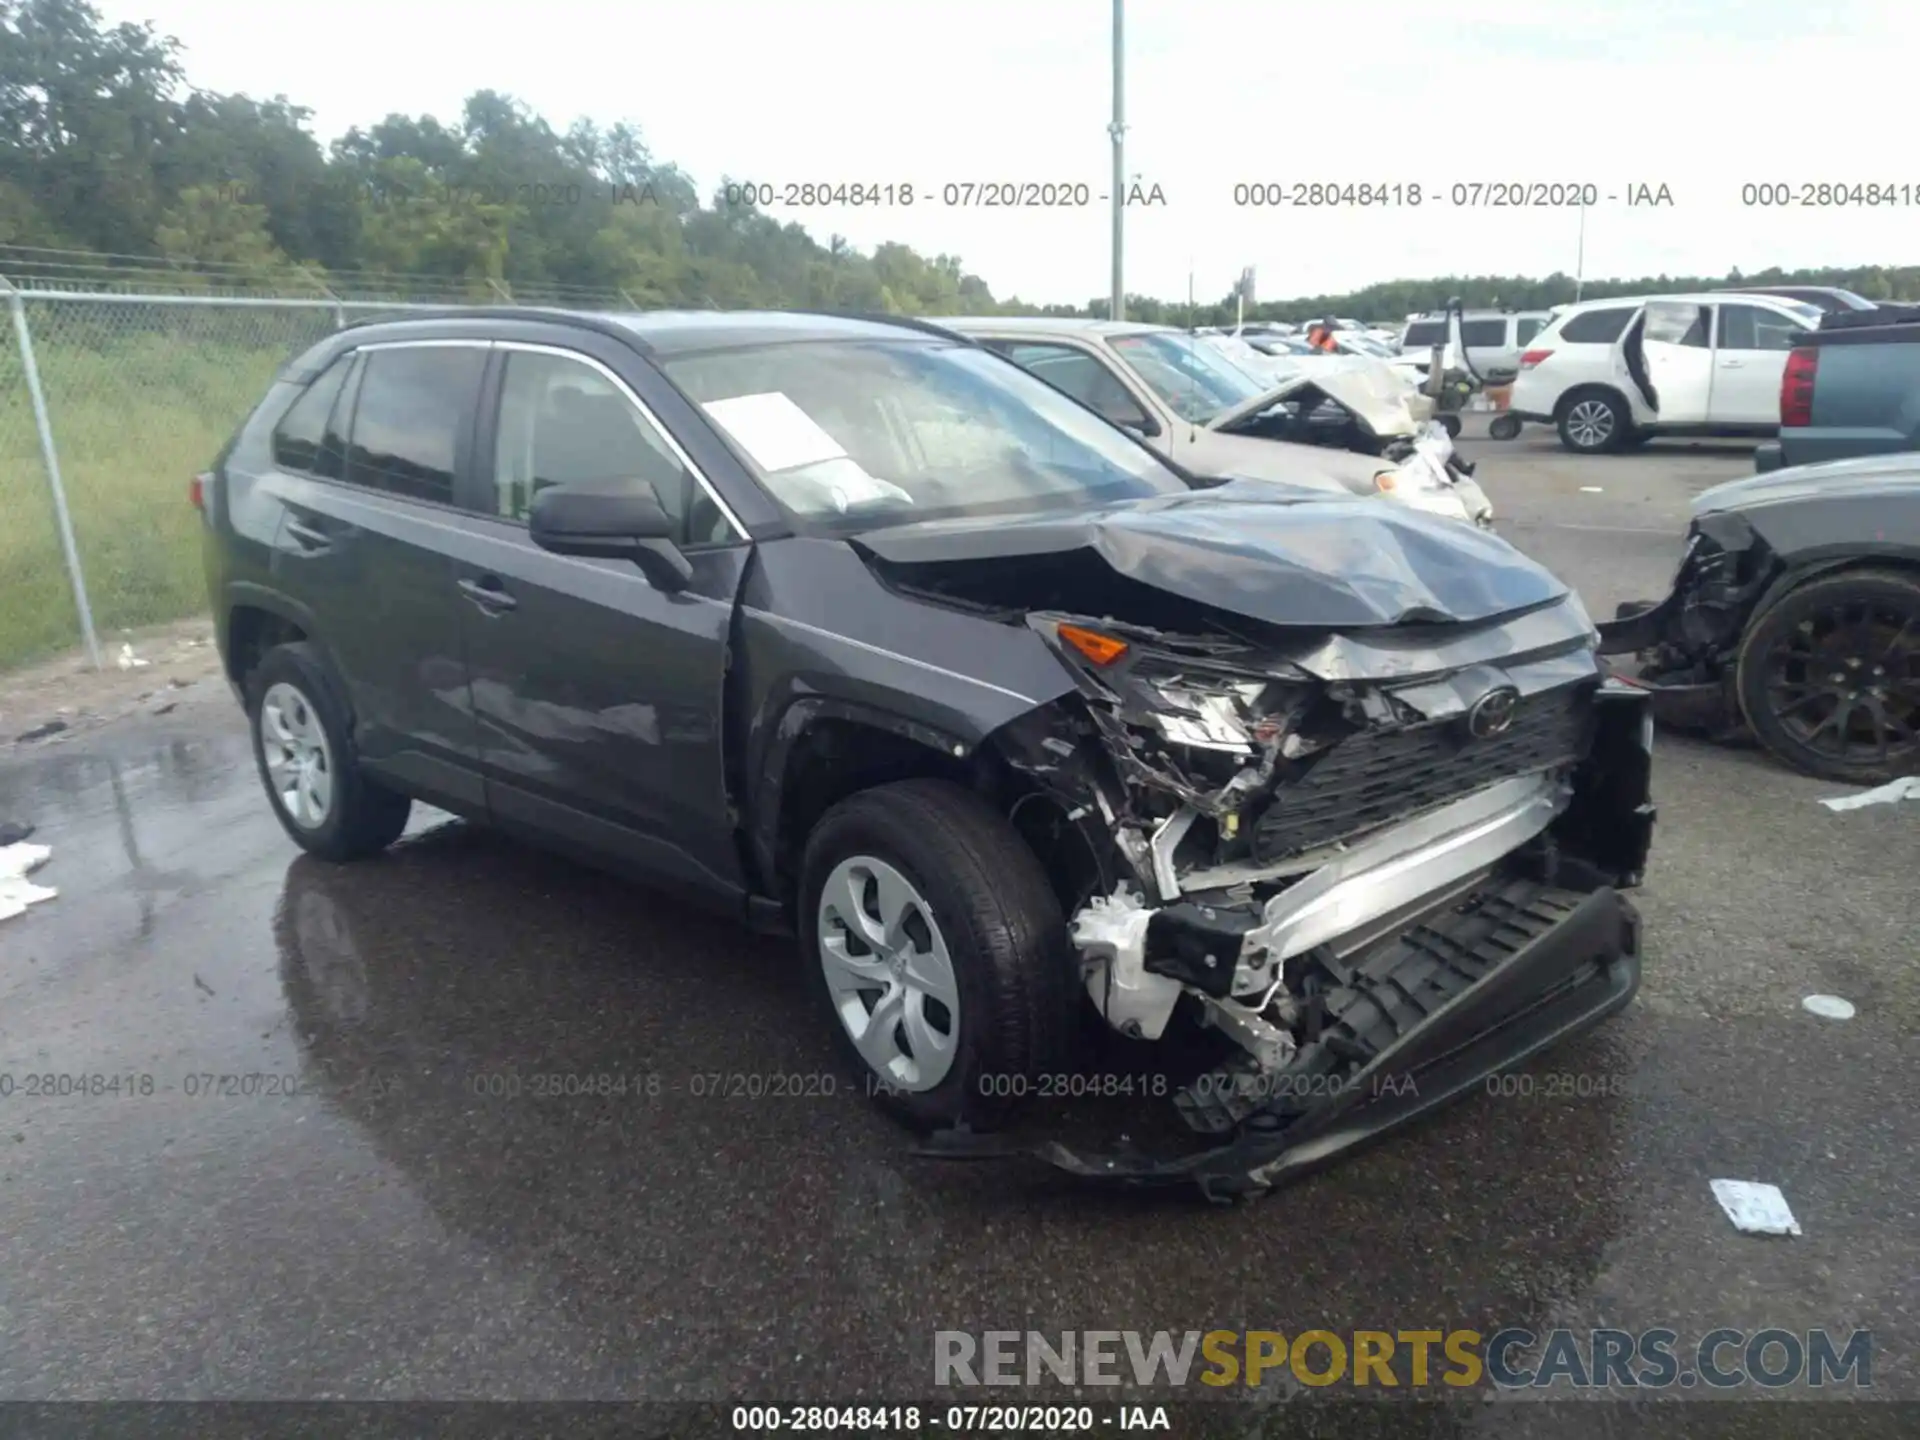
[{"left": 2, "top": 309, "right": 335, "bottom": 672}]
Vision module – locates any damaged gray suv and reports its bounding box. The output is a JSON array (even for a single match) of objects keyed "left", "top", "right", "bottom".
[{"left": 203, "top": 308, "right": 1656, "bottom": 1198}]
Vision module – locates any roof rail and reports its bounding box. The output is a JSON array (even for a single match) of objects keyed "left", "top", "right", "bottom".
[{"left": 338, "top": 304, "right": 655, "bottom": 352}]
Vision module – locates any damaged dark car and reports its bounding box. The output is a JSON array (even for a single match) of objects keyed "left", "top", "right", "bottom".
[
  {"left": 205, "top": 308, "right": 1656, "bottom": 1200},
  {"left": 1598, "top": 456, "right": 1920, "bottom": 784}
]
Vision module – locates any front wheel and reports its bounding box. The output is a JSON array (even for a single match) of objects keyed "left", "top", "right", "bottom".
[
  {"left": 1487, "top": 413, "right": 1522, "bottom": 441},
  {"left": 799, "top": 779, "right": 1079, "bottom": 1132},
  {"left": 1735, "top": 569, "right": 1920, "bottom": 783},
  {"left": 1557, "top": 391, "right": 1628, "bottom": 453}
]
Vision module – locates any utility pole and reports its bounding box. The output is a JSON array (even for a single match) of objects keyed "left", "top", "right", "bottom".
[
  {"left": 1574, "top": 200, "right": 1587, "bottom": 303},
  {"left": 1109, "top": 0, "right": 1125, "bottom": 321}
]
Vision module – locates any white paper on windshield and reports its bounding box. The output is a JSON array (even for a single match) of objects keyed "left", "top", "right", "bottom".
[
  {"left": 701, "top": 391, "right": 849, "bottom": 473},
  {"left": 701, "top": 391, "right": 909, "bottom": 511}
]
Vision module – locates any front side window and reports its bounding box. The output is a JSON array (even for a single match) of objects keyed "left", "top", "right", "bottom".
[
  {"left": 1001, "top": 342, "right": 1150, "bottom": 429},
  {"left": 1107, "top": 331, "right": 1269, "bottom": 424},
  {"left": 346, "top": 346, "right": 487, "bottom": 505},
  {"left": 491, "top": 350, "right": 719, "bottom": 540},
  {"left": 272, "top": 356, "right": 351, "bottom": 477},
  {"left": 1717, "top": 304, "right": 1803, "bottom": 352},
  {"left": 662, "top": 338, "right": 1187, "bottom": 533}
]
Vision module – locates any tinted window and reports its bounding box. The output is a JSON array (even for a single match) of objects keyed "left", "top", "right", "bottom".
[
  {"left": 1515, "top": 317, "right": 1545, "bottom": 344},
  {"left": 271, "top": 357, "right": 351, "bottom": 477},
  {"left": 491, "top": 350, "right": 720, "bottom": 540},
  {"left": 1557, "top": 307, "right": 1634, "bottom": 344},
  {"left": 1458, "top": 319, "right": 1508, "bottom": 348},
  {"left": 345, "top": 346, "right": 485, "bottom": 505},
  {"left": 1401, "top": 320, "right": 1446, "bottom": 348},
  {"left": 1717, "top": 304, "right": 1802, "bottom": 352},
  {"left": 1002, "top": 343, "right": 1149, "bottom": 427}
]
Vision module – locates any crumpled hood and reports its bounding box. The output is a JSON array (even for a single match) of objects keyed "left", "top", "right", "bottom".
[
  {"left": 1207, "top": 363, "right": 1423, "bottom": 439},
  {"left": 852, "top": 479, "right": 1566, "bottom": 629},
  {"left": 1694, "top": 453, "right": 1920, "bottom": 515}
]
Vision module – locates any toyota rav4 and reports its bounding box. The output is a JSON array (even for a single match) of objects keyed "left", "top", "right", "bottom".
[{"left": 202, "top": 308, "right": 1656, "bottom": 1198}]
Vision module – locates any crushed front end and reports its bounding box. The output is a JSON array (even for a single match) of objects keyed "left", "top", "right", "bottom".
[
  {"left": 1595, "top": 509, "right": 1779, "bottom": 736},
  {"left": 958, "top": 593, "right": 1655, "bottom": 1199}
]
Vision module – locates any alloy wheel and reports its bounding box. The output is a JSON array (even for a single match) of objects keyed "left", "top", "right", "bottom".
[
  {"left": 1761, "top": 596, "right": 1920, "bottom": 770},
  {"left": 816, "top": 855, "right": 961, "bottom": 1092},
  {"left": 1565, "top": 399, "right": 1615, "bottom": 449},
  {"left": 260, "top": 681, "right": 335, "bottom": 830}
]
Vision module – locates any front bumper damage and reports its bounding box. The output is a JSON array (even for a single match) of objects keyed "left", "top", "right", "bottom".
[
  {"left": 932, "top": 602, "right": 1657, "bottom": 1199},
  {"left": 1594, "top": 513, "right": 1778, "bottom": 738}
]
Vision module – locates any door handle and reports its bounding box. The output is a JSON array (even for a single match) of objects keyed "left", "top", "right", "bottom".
[
  {"left": 284, "top": 518, "right": 331, "bottom": 550},
  {"left": 458, "top": 576, "right": 518, "bottom": 612},
  {"left": 1720, "top": 359, "right": 1746, "bottom": 368}
]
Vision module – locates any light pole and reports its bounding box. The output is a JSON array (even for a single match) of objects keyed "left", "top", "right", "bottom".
[
  {"left": 1109, "top": 0, "right": 1125, "bottom": 321},
  {"left": 1574, "top": 199, "right": 1587, "bottom": 303}
]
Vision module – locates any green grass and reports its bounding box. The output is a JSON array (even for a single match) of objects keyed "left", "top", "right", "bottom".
[{"left": 1, "top": 306, "right": 338, "bottom": 672}]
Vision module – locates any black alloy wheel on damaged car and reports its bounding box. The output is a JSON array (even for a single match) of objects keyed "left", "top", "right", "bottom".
[{"left": 1737, "top": 568, "right": 1920, "bottom": 784}]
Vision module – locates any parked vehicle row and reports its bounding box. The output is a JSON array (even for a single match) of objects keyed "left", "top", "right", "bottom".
[{"left": 203, "top": 305, "right": 1655, "bottom": 1196}]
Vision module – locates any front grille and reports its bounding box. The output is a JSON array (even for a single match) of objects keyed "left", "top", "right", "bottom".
[{"left": 1252, "top": 683, "right": 1594, "bottom": 862}]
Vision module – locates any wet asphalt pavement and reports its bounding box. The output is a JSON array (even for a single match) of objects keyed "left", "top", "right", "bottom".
[{"left": 1, "top": 420, "right": 1915, "bottom": 1418}]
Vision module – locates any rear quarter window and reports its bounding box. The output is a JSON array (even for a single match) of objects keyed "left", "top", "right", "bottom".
[
  {"left": 1556, "top": 307, "right": 1636, "bottom": 344},
  {"left": 1401, "top": 320, "right": 1446, "bottom": 348}
]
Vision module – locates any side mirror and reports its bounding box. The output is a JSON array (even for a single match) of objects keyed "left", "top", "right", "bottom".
[
  {"left": 1110, "top": 409, "right": 1161, "bottom": 437},
  {"left": 528, "top": 483, "right": 693, "bottom": 592}
]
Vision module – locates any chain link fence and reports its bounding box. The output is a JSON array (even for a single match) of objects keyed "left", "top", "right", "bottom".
[{"left": 1, "top": 262, "right": 635, "bottom": 674}]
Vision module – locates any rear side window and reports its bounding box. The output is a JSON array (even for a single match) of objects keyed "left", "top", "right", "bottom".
[
  {"left": 271, "top": 357, "right": 352, "bottom": 477},
  {"left": 346, "top": 346, "right": 487, "bottom": 505},
  {"left": 1459, "top": 319, "right": 1508, "bottom": 348},
  {"left": 1557, "top": 307, "right": 1635, "bottom": 344},
  {"left": 1401, "top": 320, "right": 1445, "bottom": 348},
  {"left": 1515, "top": 317, "right": 1545, "bottom": 344}
]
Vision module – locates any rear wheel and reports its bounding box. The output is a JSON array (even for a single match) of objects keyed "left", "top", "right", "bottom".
[
  {"left": 1736, "top": 569, "right": 1920, "bottom": 783},
  {"left": 799, "top": 779, "right": 1078, "bottom": 1132},
  {"left": 1557, "top": 390, "right": 1627, "bottom": 453},
  {"left": 247, "top": 643, "right": 412, "bottom": 860},
  {"left": 1487, "top": 413, "right": 1522, "bottom": 440}
]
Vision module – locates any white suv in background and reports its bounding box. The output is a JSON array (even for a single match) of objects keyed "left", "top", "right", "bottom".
[{"left": 1509, "top": 292, "right": 1820, "bottom": 453}]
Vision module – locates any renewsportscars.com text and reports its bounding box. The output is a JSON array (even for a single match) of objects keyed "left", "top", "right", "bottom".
[{"left": 934, "top": 1328, "right": 1873, "bottom": 1390}]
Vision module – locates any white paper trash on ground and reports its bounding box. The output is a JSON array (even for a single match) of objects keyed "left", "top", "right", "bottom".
[
  {"left": 0, "top": 841, "right": 56, "bottom": 923},
  {"left": 1711, "top": 1179, "right": 1801, "bottom": 1236},
  {"left": 1802, "top": 994, "right": 1856, "bottom": 1020},
  {"left": 1819, "top": 776, "right": 1920, "bottom": 811}
]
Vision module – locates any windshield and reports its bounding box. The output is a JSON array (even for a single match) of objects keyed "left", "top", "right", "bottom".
[
  {"left": 661, "top": 339, "right": 1189, "bottom": 532},
  {"left": 1780, "top": 300, "right": 1824, "bottom": 324},
  {"left": 1108, "top": 331, "right": 1270, "bottom": 423},
  {"left": 1337, "top": 333, "right": 1394, "bottom": 356}
]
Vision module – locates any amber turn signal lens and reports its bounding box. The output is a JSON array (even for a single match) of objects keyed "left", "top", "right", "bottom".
[{"left": 1057, "top": 624, "right": 1129, "bottom": 666}]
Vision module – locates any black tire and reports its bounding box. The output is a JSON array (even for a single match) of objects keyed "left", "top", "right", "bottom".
[
  {"left": 1487, "top": 413, "right": 1522, "bottom": 441},
  {"left": 798, "top": 778, "right": 1078, "bottom": 1132},
  {"left": 1735, "top": 568, "right": 1920, "bottom": 784},
  {"left": 246, "top": 642, "right": 412, "bottom": 861},
  {"left": 1436, "top": 412, "right": 1462, "bottom": 439},
  {"left": 1556, "top": 388, "right": 1629, "bottom": 453},
  {"left": 1619, "top": 427, "right": 1655, "bottom": 449}
]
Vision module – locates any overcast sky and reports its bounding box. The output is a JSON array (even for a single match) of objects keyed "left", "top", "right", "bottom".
[{"left": 98, "top": 0, "right": 1920, "bottom": 304}]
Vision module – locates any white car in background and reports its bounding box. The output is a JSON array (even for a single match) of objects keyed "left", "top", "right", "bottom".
[
  {"left": 934, "top": 316, "right": 1491, "bottom": 525},
  {"left": 1508, "top": 292, "right": 1821, "bottom": 453}
]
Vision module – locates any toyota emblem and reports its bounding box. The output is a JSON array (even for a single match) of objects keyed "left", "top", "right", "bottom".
[{"left": 1465, "top": 686, "right": 1521, "bottom": 740}]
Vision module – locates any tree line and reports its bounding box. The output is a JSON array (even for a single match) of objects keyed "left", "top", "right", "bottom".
[{"left": 3, "top": 0, "right": 1913, "bottom": 320}]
